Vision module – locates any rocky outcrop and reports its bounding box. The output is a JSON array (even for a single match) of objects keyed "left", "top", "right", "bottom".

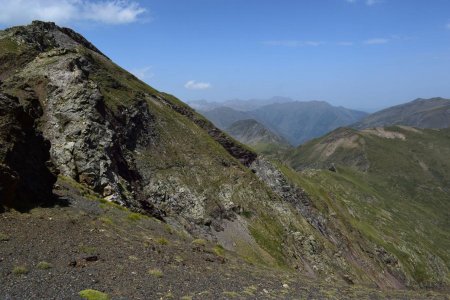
[
  {"left": 7, "top": 20, "right": 106, "bottom": 57},
  {"left": 0, "top": 92, "right": 56, "bottom": 210}
]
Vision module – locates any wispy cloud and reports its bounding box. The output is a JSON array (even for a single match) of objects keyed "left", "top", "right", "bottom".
[
  {"left": 364, "top": 38, "right": 389, "bottom": 45},
  {"left": 130, "top": 66, "right": 153, "bottom": 80},
  {"left": 263, "top": 40, "right": 324, "bottom": 47},
  {"left": 184, "top": 80, "right": 211, "bottom": 90},
  {"left": 0, "top": 0, "right": 147, "bottom": 26},
  {"left": 446, "top": 23, "right": 450, "bottom": 30}
]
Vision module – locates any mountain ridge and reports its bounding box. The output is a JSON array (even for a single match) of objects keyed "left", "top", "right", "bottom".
[{"left": 353, "top": 97, "right": 450, "bottom": 129}]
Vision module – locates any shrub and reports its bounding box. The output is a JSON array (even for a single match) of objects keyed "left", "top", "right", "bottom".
[
  {"left": 156, "top": 237, "right": 169, "bottom": 245},
  {"left": 37, "top": 261, "right": 52, "bottom": 269},
  {"left": 0, "top": 233, "right": 9, "bottom": 241},
  {"left": 78, "top": 289, "right": 109, "bottom": 300},
  {"left": 126, "top": 213, "right": 143, "bottom": 221},
  {"left": 12, "top": 266, "right": 28, "bottom": 275},
  {"left": 191, "top": 239, "right": 207, "bottom": 246},
  {"left": 148, "top": 268, "right": 163, "bottom": 278}
]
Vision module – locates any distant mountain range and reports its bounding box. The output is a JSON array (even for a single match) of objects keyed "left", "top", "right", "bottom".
[
  {"left": 187, "top": 96, "right": 294, "bottom": 112},
  {"left": 192, "top": 98, "right": 368, "bottom": 146},
  {"left": 192, "top": 97, "right": 450, "bottom": 147},
  {"left": 353, "top": 97, "right": 450, "bottom": 129}
]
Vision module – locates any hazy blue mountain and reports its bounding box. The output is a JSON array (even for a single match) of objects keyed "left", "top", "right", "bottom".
[
  {"left": 188, "top": 96, "right": 294, "bottom": 112},
  {"left": 201, "top": 100, "right": 368, "bottom": 145}
]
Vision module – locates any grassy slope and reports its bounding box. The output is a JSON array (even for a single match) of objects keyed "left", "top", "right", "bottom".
[{"left": 284, "top": 126, "right": 450, "bottom": 287}]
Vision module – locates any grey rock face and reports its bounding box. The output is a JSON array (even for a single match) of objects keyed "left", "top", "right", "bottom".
[{"left": 5, "top": 44, "right": 160, "bottom": 216}]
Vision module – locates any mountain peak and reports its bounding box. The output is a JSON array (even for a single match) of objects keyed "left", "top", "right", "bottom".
[{"left": 4, "top": 20, "right": 106, "bottom": 58}]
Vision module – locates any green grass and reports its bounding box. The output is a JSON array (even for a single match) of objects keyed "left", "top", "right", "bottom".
[
  {"left": 0, "top": 37, "right": 20, "bottom": 54},
  {"left": 36, "top": 261, "right": 52, "bottom": 270},
  {"left": 156, "top": 237, "right": 169, "bottom": 245},
  {"left": 191, "top": 238, "right": 207, "bottom": 246},
  {"left": 126, "top": 212, "right": 144, "bottom": 221},
  {"left": 79, "top": 245, "right": 97, "bottom": 255},
  {"left": 12, "top": 266, "right": 29, "bottom": 275},
  {"left": 78, "top": 289, "right": 109, "bottom": 300},
  {"left": 282, "top": 126, "right": 450, "bottom": 287},
  {"left": 0, "top": 232, "right": 9, "bottom": 241},
  {"left": 222, "top": 291, "right": 240, "bottom": 298},
  {"left": 148, "top": 268, "right": 163, "bottom": 278},
  {"left": 212, "top": 244, "right": 225, "bottom": 257}
]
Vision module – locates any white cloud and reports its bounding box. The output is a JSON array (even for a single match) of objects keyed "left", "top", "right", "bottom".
[
  {"left": 184, "top": 80, "right": 211, "bottom": 90},
  {"left": 364, "top": 38, "right": 389, "bottom": 45},
  {"left": 130, "top": 66, "right": 153, "bottom": 80},
  {"left": 446, "top": 23, "right": 450, "bottom": 30},
  {"left": 0, "top": 0, "right": 146, "bottom": 26},
  {"left": 263, "top": 40, "right": 324, "bottom": 47}
]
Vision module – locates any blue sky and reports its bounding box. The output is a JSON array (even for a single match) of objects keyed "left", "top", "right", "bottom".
[{"left": 1, "top": 0, "right": 450, "bottom": 111}]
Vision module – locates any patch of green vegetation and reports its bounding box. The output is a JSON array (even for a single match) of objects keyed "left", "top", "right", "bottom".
[
  {"left": 156, "top": 237, "right": 169, "bottom": 245},
  {"left": 191, "top": 238, "right": 207, "bottom": 246},
  {"left": 212, "top": 244, "right": 225, "bottom": 257},
  {"left": 99, "top": 216, "right": 114, "bottom": 225},
  {"left": 0, "top": 37, "right": 20, "bottom": 54},
  {"left": 243, "top": 285, "right": 258, "bottom": 296},
  {"left": 78, "top": 289, "right": 109, "bottom": 300},
  {"left": 222, "top": 291, "right": 240, "bottom": 298},
  {"left": 12, "top": 266, "right": 29, "bottom": 275},
  {"left": 249, "top": 212, "right": 286, "bottom": 266},
  {"left": 174, "top": 255, "right": 184, "bottom": 263},
  {"left": 180, "top": 296, "right": 192, "bottom": 300},
  {"left": 36, "top": 261, "right": 52, "bottom": 270},
  {"left": 241, "top": 210, "right": 253, "bottom": 218},
  {"left": 148, "top": 268, "right": 163, "bottom": 278},
  {"left": 126, "top": 212, "right": 144, "bottom": 221},
  {"left": 0, "top": 232, "right": 9, "bottom": 241},
  {"left": 79, "top": 245, "right": 97, "bottom": 255}
]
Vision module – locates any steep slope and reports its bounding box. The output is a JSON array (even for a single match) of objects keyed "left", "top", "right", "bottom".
[
  {"left": 226, "top": 119, "right": 291, "bottom": 155},
  {"left": 284, "top": 126, "right": 450, "bottom": 287},
  {"left": 0, "top": 21, "right": 448, "bottom": 296},
  {"left": 353, "top": 98, "right": 450, "bottom": 129}
]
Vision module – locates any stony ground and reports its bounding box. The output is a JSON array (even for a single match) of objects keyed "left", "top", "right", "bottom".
[{"left": 0, "top": 181, "right": 448, "bottom": 300}]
